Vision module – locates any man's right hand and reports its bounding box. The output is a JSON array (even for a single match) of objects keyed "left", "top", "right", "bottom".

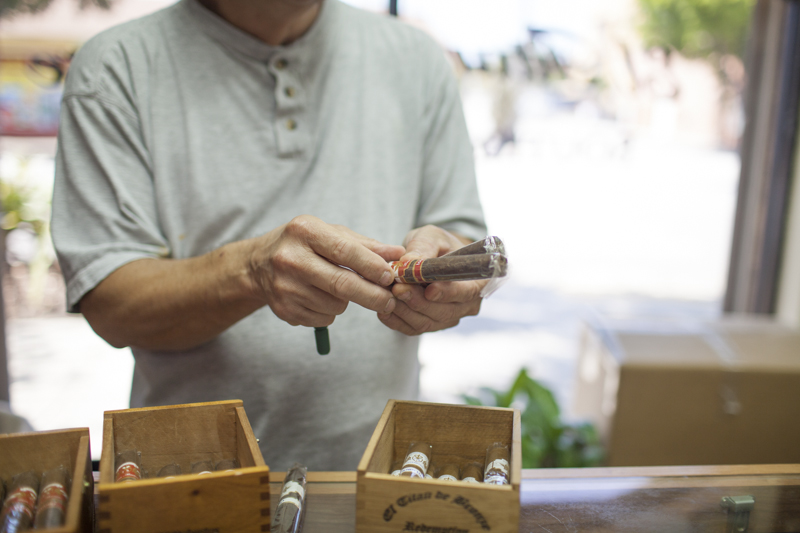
[{"left": 248, "top": 215, "right": 404, "bottom": 327}]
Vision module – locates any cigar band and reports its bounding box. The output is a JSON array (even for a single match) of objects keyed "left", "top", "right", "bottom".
[
  {"left": 391, "top": 469, "right": 402, "bottom": 476},
  {"left": 438, "top": 475, "right": 458, "bottom": 482},
  {"left": 280, "top": 481, "right": 305, "bottom": 500},
  {"left": 462, "top": 477, "right": 480, "bottom": 483},
  {"left": 425, "top": 473, "right": 433, "bottom": 479},
  {"left": 115, "top": 462, "right": 142, "bottom": 482},
  {"left": 399, "top": 466, "right": 424, "bottom": 478},
  {"left": 484, "top": 473, "right": 509, "bottom": 485},
  {"left": 197, "top": 471, "right": 213, "bottom": 475},
  {"left": 38, "top": 483, "right": 68, "bottom": 512},
  {"left": 402, "top": 452, "right": 429, "bottom": 471},
  {"left": 277, "top": 496, "right": 302, "bottom": 510},
  {"left": 485, "top": 458, "right": 509, "bottom": 476},
  {"left": 41, "top": 482, "right": 67, "bottom": 499},
  {"left": 390, "top": 259, "right": 426, "bottom": 284},
  {"left": 6, "top": 487, "right": 38, "bottom": 517}
]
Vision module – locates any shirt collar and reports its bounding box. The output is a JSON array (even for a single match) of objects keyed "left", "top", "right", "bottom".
[{"left": 182, "top": 0, "right": 335, "bottom": 63}]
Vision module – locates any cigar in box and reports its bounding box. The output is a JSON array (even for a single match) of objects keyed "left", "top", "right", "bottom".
[
  {"left": 0, "top": 471, "right": 39, "bottom": 533},
  {"left": 390, "top": 253, "right": 507, "bottom": 284},
  {"left": 157, "top": 463, "right": 182, "bottom": 478},
  {"left": 461, "top": 462, "right": 483, "bottom": 483},
  {"left": 214, "top": 459, "right": 239, "bottom": 471},
  {"left": 483, "top": 443, "right": 510, "bottom": 485},
  {"left": 271, "top": 463, "right": 307, "bottom": 533},
  {"left": 435, "top": 463, "right": 460, "bottom": 482},
  {"left": 191, "top": 461, "right": 214, "bottom": 475},
  {"left": 33, "top": 466, "right": 69, "bottom": 529},
  {"left": 398, "top": 442, "right": 432, "bottom": 479},
  {"left": 442, "top": 236, "right": 505, "bottom": 257},
  {"left": 114, "top": 449, "right": 142, "bottom": 483},
  {"left": 0, "top": 480, "right": 4, "bottom": 510}
]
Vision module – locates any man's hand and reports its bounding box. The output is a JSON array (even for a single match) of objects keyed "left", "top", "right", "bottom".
[
  {"left": 378, "top": 225, "right": 486, "bottom": 335},
  {"left": 250, "top": 215, "right": 405, "bottom": 327},
  {"left": 81, "top": 215, "right": 404, "bottom": 351}
]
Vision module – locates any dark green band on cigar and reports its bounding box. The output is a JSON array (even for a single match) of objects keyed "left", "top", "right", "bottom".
[{"left": 314, "top": 327, "right": 330, "bottom": 355}]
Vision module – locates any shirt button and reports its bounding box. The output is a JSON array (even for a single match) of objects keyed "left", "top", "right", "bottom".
[
  {"left": 284, "top": 87, "right": 296, "bottom": 98},
  {"left": 286, "top": 119, "right": 297, "bottom": 130},
  {"left": 275, "top": 59, "right": 288, "bottom": 70}
]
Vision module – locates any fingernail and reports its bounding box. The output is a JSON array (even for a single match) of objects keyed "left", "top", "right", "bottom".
[
  {"left": 384, "top": 298, "right": 396, "bottom": 313},
  {"left": 379, "top": 271, "right": 393, "bottom": 286},
  {"left": 429, "top": 289, "right": 442, "bottom": 302},
  {"left": 397, "top": 291, "right": 411, "bottom": 302}
]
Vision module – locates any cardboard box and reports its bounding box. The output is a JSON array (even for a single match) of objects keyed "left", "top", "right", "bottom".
[
  {"left": 0, "top": 428, "right": 94, "bottom": 533},
  {"left": 574, "top": 318, "right": 800, "bottom": 466},
  {"left": 97, "top": 400, "right": 270, "bottom": 533},
  {"left": 356, "top": 400, "right": 521, "bottom": 533}
]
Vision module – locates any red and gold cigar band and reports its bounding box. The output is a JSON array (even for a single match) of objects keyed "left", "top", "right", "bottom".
[
  {"left": 37, "top": 483, "right": 68, "bottom": 513},
  {"left": 389, "top": 259, "right": 426, "bottom": 284},
  {"left": 115, "top": 462, "right": 142, "bottom": 483},
  {"left": 1, "top": 487, "right": 38, "bottom": 519}
]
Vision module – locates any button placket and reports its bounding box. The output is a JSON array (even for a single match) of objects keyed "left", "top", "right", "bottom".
[{"left": 269, "top": 56, "right": 307, "bottom": 156}]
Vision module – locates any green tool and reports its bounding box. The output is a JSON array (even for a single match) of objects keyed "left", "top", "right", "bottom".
[{"left": 314, "top": 327, "right": 330, "bottom": 355}]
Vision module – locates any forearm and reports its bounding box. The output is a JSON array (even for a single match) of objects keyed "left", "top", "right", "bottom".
[{"left": 80, "top": 239, "right": 263, "bottom": 351}]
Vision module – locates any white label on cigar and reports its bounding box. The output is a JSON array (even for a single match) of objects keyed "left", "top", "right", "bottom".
[
  {"left": 198, "top": 471, "right": 213, "bottom": 475},
  {"left": 281, "top": 481, "right": 305, "bottom": 500},
  {"left": 403, "top": 452, "right": 429, "bottom": 472},
  {"left": 462, "top": 477, "right": 479, "bottom": 483},
  {"left": 399, "top": 467, "right": 424, "bottom": 478},
  {"left": 484, "top": 473, "right": 509, "bottom": 485},
  {"left": 425, "top": 473, "right": 432, "bottom": 479},
  {"left": 391, "top": 470, "right": 402, "bottom": 476},
  {"left": 278, "top": 496, "right": 302, "bottom": 509},
  {"left": 438, "top": 475, "right": 458, "bottom": 482},
  {"left": 485, "top": 458, "right": 509, "bottom": 476}
]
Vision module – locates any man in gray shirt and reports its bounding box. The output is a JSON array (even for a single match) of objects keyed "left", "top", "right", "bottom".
[{"left": 52, "top": 0, "right": 487, "bottom": 470}]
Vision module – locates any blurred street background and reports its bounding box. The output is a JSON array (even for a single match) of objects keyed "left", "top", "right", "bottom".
[{"left": 1, "top": 0, "right": 746, "bottom": 456}]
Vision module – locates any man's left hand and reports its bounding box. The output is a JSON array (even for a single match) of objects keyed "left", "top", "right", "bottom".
[{"left": 378, "top": 225, "right": 486, "bottom": 335}]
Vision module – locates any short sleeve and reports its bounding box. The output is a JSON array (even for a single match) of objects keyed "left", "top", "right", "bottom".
[
  {"left": 415, "top": 40, "right": 487, "bottom": 242},
  {"left": 52, "top": 93, "right": 170, "bottom": 312}
]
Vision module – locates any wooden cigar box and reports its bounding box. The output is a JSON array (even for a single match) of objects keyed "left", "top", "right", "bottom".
[
  {"left": 356, "top": 400, "right": 521, "bottom": 533},
  {"left": 97, "top": 400, "right": 270, "bottom": 533},
  {"left": 0, "top": 428, "right": 94, "bottom": 533}
]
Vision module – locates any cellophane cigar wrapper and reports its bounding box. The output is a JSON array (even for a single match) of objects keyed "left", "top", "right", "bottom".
[
  {"left": 33, "top": 466, "right": 69, "bottom": 529},
  {"left": 443, "top": 236, "right": 505, "bottom": 257},
  {"left": 271, "top": 463, "right": 308, "bottom": 533},
  {"left": 1, "top": 471, "right": 39, "bottom": 533},
  {"left": 483, "top": 443, "right": 511, "bottom": 485},
  {"left": 115, "top": 449, "right": 142, "bottom": 483}
]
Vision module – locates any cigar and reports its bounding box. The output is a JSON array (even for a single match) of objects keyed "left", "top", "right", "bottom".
[
  {"left": 435, "top": 464, "right": 460, "bottom": 482},
  {"left": 191, "top": 461, "right": 214, "bottom": 475},
  {"left": 390, "top": 253, "right": 507, "bottom": 284},
  {"left": 483, "top": 443, "right": 510, "bottom": 485},
  {"left": 214, "top": 459, "right": 239, "bottom": 472},
  {"left": 270, "top": 463, "right": 307, "bottom": 533},
  {"left": 33, "top": 466, "right": 69, "bottom": 529},
  {"left": 443, "top": 236, "right": 505, "bottom": 257},
  {"left": 1, "top": 471, "right": 39, "bottom": 533},
  {"left": 114, "top": 450, "right": 142, "bottom": 483},
  {"left": 389, "top": 460, "right": 403, "bottom": 476},
  {"left": 156, "top": 464, "right": 181, "bottom": 478},
  {"left": 461, "top": 462, "right": 483, "bottom": 483},
  {"left": 398, "top": 442, "right": 432, "bottom": 478}
]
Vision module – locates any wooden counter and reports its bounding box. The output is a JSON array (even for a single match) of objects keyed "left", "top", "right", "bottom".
[
  {"left": 94, "top": 464, "right": 800, "bottom": 531},
  {"left": 268, "top": 465, "right": 800, "bottom": 532}
]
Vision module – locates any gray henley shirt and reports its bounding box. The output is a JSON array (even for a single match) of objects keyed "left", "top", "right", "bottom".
[{"left": 52, "top": 0, "right": 486, "bottom": 470}]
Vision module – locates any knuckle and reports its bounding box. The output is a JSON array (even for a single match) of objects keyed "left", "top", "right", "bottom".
[
  {"left": 329, "top": 269, "right": 353, "bottom": 297},
  {"left": 286, "top": 215, "right": 315, "bottom": 237},
  {"left": 330, "top": 237, "right": 352, "bottom": 264}
]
